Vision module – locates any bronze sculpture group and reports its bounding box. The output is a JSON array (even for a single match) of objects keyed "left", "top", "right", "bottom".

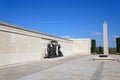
[{"left": 45, "top": 40, "right": 63, "bottom": 58}]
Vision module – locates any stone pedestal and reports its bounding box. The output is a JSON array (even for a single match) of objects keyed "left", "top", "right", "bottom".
[{"left": 92, "top": 56, "right": 116, "bottom": 61}]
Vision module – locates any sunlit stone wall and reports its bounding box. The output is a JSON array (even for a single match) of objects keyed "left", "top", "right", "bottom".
[
  {"left": 0, "top": 22, "right": 91, "bottom": 66},
  {"left": 0, "top": 22, "right": 73, "bottom": 66},
  {"left": 72, "top": 39, "right": 91, "bottom": 55}
]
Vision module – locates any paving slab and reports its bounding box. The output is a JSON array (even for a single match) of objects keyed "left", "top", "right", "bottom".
[
  {"left": 0, "top": 55, "right": 87, "bottom": 80},
  {"left": 0, "top": 55, "right": 120, "bottom": 80},
  {"left": 102, "top": 61, "right": 120, "bottom": 80},
  {"left": 17, "top": 55, "right": 99, "bottom": 80}
]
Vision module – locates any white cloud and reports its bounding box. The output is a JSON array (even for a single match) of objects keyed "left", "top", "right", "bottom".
[
  {"left": 92, "top": 32, "right": 102, "bottom": 36},
  {"left": 113, "top": 35, "right": 120, "bottom": 38},
  {"left": 60, "top": 35, "right": 72, "bottom": 39}
]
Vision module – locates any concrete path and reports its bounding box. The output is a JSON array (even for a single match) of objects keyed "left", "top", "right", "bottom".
[{"left": 0, "top": 55, "right": 120, "bottom": 80}]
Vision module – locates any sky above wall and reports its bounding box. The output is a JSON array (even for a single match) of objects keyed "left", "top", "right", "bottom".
[{"left": 0, "top": 0, "right": 120, "bottom": 47}]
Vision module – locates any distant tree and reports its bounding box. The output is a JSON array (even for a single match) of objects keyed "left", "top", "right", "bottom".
[
  {"left": 91, "top": 39, "right": 96, "bottom": 54},
  {"left": 96, "top": 47, "right": 99, "bottom": 54},
  {"left": 116, "top": 38, "right": 120, "bottom": 53},
  {"left": 109, "top": 48, "right": 116, "bottom": 54},
  {"left": 99, "top": 46, "right": 103, "bottom": 54}
]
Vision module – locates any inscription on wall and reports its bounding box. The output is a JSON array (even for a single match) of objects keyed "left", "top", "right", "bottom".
[{"left": 11, "top": 34, "right": 27, "bottom": 43}]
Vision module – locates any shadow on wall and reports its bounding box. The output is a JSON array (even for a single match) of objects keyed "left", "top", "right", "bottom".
[{"left": 44, "top": 40, "right": 63, "bottom": 58}]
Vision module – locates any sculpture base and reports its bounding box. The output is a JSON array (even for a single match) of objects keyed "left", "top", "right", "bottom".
[
  {"left": 99, "top": 54, "right": 108, "bottom": 57},
  {"left": 93, "top": 55, "right": 116, "bottom": 61},
  {"left": 44, "top": 55, "right": 63, "bottom": 59}
]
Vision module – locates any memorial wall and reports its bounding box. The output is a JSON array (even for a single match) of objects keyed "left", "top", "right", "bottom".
[
  {"left": 72, "top": 39, "right": 91, "bottom": 55},
  {"left": 0, "top": 22, "right": 90, "bottom": 66}
]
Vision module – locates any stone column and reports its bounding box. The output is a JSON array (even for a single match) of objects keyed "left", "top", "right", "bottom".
[{"left": 103, "top": 21, "right": 109, "bottom": 55}]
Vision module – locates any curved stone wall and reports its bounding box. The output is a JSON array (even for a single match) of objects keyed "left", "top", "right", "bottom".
[{"left": 0, "top": 22, "right": 73, "bottom": 66}]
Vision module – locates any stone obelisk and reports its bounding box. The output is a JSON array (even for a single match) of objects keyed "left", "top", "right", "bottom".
[{"left": 103, "top": 21, "right": 109, "bottom": 55}]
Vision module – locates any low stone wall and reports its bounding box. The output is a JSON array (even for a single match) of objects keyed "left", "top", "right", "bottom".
[{"left": 0, "top": 22, "right": 73, "bottom": 66}]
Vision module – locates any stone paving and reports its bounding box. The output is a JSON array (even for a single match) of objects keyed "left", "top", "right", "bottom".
[{"left": 0, "top": 55, "right": 120, "bottom": 80}]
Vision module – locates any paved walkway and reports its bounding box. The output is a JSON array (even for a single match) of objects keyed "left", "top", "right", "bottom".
[{"left": 0, "top": 55, "right": 120, "bottom": 80}]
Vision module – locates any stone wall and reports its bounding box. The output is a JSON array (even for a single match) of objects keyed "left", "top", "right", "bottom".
[
  {"left": 0, "top": 22, "right": 91, "bottom": 66},
  {"left": 0, "top": 22, "right": 73, "bottom": 66},
  {"left": 72, "top": 39, "right": 91, "bottom": 55}
]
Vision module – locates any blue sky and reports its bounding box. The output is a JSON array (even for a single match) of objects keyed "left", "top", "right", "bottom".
[{"left": 0, "top": 0, "right": 120, "bottom": 47}]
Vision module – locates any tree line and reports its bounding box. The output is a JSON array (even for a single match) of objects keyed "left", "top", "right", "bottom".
[{"left": 91, "top": 38, "right": 120, "bottom": 54}]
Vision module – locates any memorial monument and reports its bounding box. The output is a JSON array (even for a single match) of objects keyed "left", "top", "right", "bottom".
[
  {"left": 45, "top": 40, "right": 63, "bottom": 58},
  {"left": 0, "top": 22, "right": 91, "bottom": 66},
  {"left": 93, "top": 21, "right": 116, "bottom": 60},
  {"left": 103, "top": 21, "right": 109, "bottom": 55},
  {"left": 99, "top": 21, "right": 109, "bottom": 57}
]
